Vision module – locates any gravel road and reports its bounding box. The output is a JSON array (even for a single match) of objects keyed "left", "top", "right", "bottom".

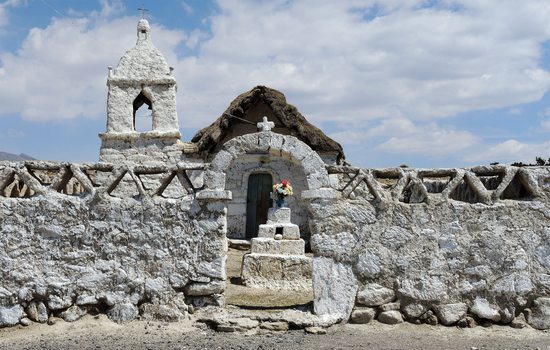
[{"left": 1, "top": 315, "right": 550, "bottom": 350}]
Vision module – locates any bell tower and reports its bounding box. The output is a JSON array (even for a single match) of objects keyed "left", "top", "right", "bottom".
[{"left": 99, "top": 18, "right": 185, "bottom": 164}]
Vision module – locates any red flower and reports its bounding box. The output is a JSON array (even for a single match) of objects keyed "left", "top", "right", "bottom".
[{"left": 281, "top": 180, "right": 288, "bottom": 187}]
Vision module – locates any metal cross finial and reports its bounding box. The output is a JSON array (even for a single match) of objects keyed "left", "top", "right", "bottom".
[
  {"left": 257, "top": 116, "right": 275, "bottom": 132},
  {"left": 138, "top": 5, "right": 149, "bottom": 19}
]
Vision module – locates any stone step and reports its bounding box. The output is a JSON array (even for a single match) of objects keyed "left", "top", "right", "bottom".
[
  {"left": 241, "top": 253, "right": 312, "bottom": 290},
  {"left": 258, "top": 224, "right": 300, "bottom": 240},
  {"left": 250, "top": 237, "right": 305, "bottom": 255}
]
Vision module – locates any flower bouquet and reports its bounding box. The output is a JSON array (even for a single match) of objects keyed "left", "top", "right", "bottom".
[{"left": 272, "top": 180, "right": 293, "bottom": 207}]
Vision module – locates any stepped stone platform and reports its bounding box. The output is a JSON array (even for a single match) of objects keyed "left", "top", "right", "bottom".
[{"left": 241, "top": 207, "right": 312, "bottom": 290}]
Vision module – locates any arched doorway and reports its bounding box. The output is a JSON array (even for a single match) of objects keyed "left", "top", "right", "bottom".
[{"left": 245, "top": 173, "right": 273, "bottom": 239}]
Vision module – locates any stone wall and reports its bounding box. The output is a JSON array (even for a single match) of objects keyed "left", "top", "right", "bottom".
[
  {"left": 310, "top": 165, "right": 550, "bottom": 329},
  {"left": 0, "top": 161, "right": 227, "bottom": 326}
]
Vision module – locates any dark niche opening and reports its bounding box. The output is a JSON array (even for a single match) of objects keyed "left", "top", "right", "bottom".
[{"left": 133, "top": 92, "right": 152, "bottom": 132}]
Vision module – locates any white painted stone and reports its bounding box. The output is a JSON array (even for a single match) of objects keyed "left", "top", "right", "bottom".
[
  {"left": 250, "top": 237, "right": 305, "bottom": 255},
  {"left": 378, "top": 310, "right": 403, "bottom": 324},
  {"left": 184, "top": 280, "right": 225, "bottom": 296},
  {"left": 241, "top": 254, "right": 312, "bottom": 290},
  {"left": 313, "top": 257, "right": 357, "bottom": 321},
  {"left": 258, "top": 225, "right": 276, "bottom": 238},
  {"left": 402, "top": 303, "right": 428, "bottom": 319},
  {"left": 398, "top": 276, "right": 447, "bottom": 302},
  {"left": 60, "top": 306, "right": 86, "bottom": 323},
  {"left": 349, "top": 307, "right": 376, "bottom": 324},
  {"left": 267, "top": 207, "right": 291, "bottom": 224},
  {"left": 107, "top": 303, "right": 139, "bottom": 323},
  {"left": 356, "top": 252, "right": 381, "bottom": 279},
  {"left": 470, "top": 297, "right": 501, "bottom": 322},
  {"left": 356, "top": 283, "right": 395, "bottom": 307},
  {"left": 0, "top": 306, "right": 22, "bottom": 327},
  {"left": 434, "top": 303, "right": 468, "bottom": 326}
]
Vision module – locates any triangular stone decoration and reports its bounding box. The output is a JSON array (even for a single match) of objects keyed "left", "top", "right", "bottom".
[
  {"left": 109, "top": 171, "right": 140, "bottom": 198},
  {"left": 500, "top": 173, "right": 533, "bottom": 200},
  {"left": 137, "top": 173, "right": 165, "bottom": 192},
  {"left": 476, "top": 173, "right": 504, "bottom": 191},
  {"left": 449, "top": 178, "right": 482, "bottom": 203},
  {"left": 421, "top": 176, "right": 451, "bottom": 194},
  {"left": 374, "top": 176, "right": 399, "bottom": 191},
  {"left": 27, "top": 167, "right": 60, "bottom": 186},
  {"left": 82, "top": 168, "right": 112, "bottom": 188},
  {"left": 352, "top": 179, "right": 376, "bottom": 200},
  {"left": 158, "top": 172, "right": 187, "bottom": 199},
  {"left": 55, "top": 170, "right": 88, "bottom": 196},
  {"left": 400, "top": 178, "right": 427, "bottom": 203},
  {"left": 2, "top": 173, "right": 35, "bottom": 198},
  {"left": 338, "top": 172, "right": 359, "bottom": 192}
]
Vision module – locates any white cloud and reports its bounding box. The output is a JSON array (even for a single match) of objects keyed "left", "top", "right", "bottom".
[
  {"left": 174, "top": 0, "right": 550, "bottom": 127},
  {"left": 1, "top": 0, "right": 550, "bottom": 142},
  {"left": 464, "top": 139, "right": 550, "bottom": 164},
  {"left": 374, "top": 121, "right": 479, "bottom": 156},
  {"left": 181, "top": 1, "right": 194, "bottom": 15},
  {"left": 0, "top": 0, "right": 23, "bottom": 27},
  {"left": 0, "top": 15, "right": 186, "bottom": 121}
]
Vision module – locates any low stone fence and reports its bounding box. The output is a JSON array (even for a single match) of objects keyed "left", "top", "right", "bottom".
[
  {"left": 0, "top": 161, "right": 227, "bottom": 327},
  {"left": 2, "top": 160, "right": 550, "bottom": 330},
  {"left": 311, "top": 165, "right": 550, "bottom": 329}
]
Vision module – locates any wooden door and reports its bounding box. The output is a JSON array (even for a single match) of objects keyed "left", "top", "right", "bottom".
[{"left": 245, "top": 173, "right": 273, "bottom": 239}]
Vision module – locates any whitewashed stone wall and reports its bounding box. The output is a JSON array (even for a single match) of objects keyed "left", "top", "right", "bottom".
[
  {"left": 225, "top": 154, "right": 310, "bottom": 241},
  {"left": 310, "top": 165, "right": 550, "bottom": 329},
  {"left": 0, "top": 161, "right": 228, "bottom": 326}
]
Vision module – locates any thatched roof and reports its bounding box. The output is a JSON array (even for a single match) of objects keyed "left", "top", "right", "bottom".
[{"left": 191, "top": 86, "right": 345, "bottom": 163}]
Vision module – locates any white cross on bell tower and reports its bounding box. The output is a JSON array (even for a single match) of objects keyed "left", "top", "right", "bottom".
[{"left": 257, "top": 116, "right": 275, "bottom": 132}]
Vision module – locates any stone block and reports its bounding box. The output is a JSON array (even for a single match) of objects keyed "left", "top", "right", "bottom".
[
  {"left": 250, "top": 237, "right": 305, "bottom": 255},
  {"left": 379, "top": 301, "right": 400, "bottom": 312},
  {"left": 0, "top": 306, "right": 22, "bottom": 327},
  {"left": 184, "top": 280, "right": 226, "bottom": 296},
  {"left": 434, "top": 303, "right": 468, "bottom": 326},
  {"left": 378, "top": 310, "right": 403, "bottom": 324},
  {"left": 527, "top": 297, "right": 550, "bottom": 330},
  {"left": 258, "top": 225, "right": 276, "bottom": 238},
  {"left": 258, "top": 223, "right": 300, "bottom": 239},
  {"left": 282, "top": 224, "right": 300, "bottom": 239},
  {"left": 470, "top": 297, "right": 501, "bottom": 322},
  {"left": 313, "top": 257, "right": 358, "bottom": 321},
  {"left": 241, "top": 253, "right": 312, "bottom": 290},
  {"left": 267, "top": 207, "right": 291, "bottom": 224},
  {"left": 357, "top": 283, "right": 395, "bottom": 307},
  {"left": 350, "top": 307, "right": 376, "bottom": 324}
]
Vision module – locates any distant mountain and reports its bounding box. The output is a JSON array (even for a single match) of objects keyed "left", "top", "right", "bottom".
[{"left": 0, "top": 151, "right": 36, "bottom": 161}]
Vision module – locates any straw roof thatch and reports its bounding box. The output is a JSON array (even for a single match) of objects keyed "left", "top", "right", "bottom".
[{"left": 191, "top": 86, "right": 345, "bottom": 163}]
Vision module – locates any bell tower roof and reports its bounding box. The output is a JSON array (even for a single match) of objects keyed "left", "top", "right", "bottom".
[{"left": 111, "top": 19, "right": 172, "bottom": 81}]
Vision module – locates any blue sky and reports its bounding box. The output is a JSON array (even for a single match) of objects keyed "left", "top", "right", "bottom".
[{"left": 0, "top": 0, "right": 549, "bottom": 168}]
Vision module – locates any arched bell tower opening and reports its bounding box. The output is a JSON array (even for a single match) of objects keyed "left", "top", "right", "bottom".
[{"left": 133, "top": 91, "right": 153, "bottom": 131}]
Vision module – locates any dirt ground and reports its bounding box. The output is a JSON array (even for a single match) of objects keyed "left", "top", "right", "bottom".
[{"left": 1, "top": 315, "right": 550, "bottom": 350}]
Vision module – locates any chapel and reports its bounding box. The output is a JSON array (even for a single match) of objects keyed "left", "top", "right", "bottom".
[{"left": 99, "top": 18, "right": 344, "bottom": 243}]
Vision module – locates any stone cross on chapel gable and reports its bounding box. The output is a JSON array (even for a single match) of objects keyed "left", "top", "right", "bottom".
[{"left": 257, "top": 116, "right": 275, "bottom": 132}]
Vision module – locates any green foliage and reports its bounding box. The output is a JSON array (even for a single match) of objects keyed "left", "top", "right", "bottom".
[{"left": 511, "top": 157, "right": 550, "bottom": 167}]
